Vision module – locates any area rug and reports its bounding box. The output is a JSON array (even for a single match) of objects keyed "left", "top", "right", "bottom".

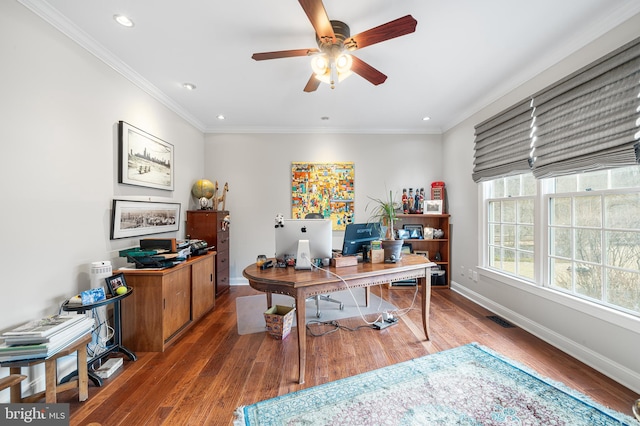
[
  {"left": 236, "top": 288, "right": 397, "bottom": 335},
  {"left": 234, "top": 343, "right": 639, "bottom": 425}
]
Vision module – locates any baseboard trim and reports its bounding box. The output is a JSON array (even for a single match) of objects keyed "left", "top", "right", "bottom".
[{"left": 451, "top": 281, "right": 640, "bottom": 394}]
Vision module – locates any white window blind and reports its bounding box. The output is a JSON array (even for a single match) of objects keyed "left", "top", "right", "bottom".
[{"left": 530, "top": 37, "right": 640, "bottom": 179}]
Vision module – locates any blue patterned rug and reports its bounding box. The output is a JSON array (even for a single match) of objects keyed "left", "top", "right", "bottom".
[{"left": 234, "top": 343, "right": 638, "bottom": 425}]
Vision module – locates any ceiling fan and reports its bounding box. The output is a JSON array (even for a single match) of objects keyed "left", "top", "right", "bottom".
[{"left": 251, "top": 0, "right": 417, "bottom": 92}]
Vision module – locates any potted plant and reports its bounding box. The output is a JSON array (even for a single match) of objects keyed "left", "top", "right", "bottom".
[{"left": 366, "top": 190, "right": 404, "bottom": 262}]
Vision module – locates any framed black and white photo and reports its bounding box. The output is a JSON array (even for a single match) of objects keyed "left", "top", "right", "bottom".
[
  {"left": 105, "top": 273, "right": 127, "bottom": 296},
  {"left": 403, "top": 224, "right": 424, "bottom": 239},
  {"left": 118, "top": 121, "right": 174, "bottom": 190},
  {"left": 414, "top": 250, "right": 430, "bottom": 259},
  {"left": 424, "top": 199, "right": 443, "bottom": 215},
  {"left": 110, "top": 199, "right": 180, "bottom": 239}
]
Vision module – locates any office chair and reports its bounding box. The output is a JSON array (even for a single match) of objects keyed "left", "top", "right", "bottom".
[{"left": 304, "top": 212, "right": 344, "bottom": 318}]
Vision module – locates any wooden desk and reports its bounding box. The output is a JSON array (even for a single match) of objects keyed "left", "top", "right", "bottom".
[{"left": 242, "top": 254, "right": 434, "bottom": 384}]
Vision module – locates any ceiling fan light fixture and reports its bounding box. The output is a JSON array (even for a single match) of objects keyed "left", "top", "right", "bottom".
[
  {"left": 311, "top": 55, "right": 329, "bottom": 76},
  {"left": 335, "top": 54, "right": 352, "bottom": 73},
  {"left": 314, "top": 69, "right": 332, "bottom": 85},
  {"left": 337, "top": 70, "right": 352, "bottom": 83}
]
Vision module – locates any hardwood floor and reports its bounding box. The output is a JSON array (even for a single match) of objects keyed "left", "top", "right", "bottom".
[{"left": 60, "top": 285, "right": 637, "bottom": 425}]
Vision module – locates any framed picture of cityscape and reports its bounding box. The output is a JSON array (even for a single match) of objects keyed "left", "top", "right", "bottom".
[
  {"left": 110, "top": 199, "right": 180, "bottom": 239},
  {"left": 118, "top": 121, "right": 174, "bottom": 190}
]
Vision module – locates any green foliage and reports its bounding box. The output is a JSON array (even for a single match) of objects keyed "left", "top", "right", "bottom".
[{"left": 366, "top": 190, "right": 401, "bottom": 239}]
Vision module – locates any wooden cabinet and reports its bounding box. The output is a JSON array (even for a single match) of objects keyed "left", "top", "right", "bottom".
[
  {"left": 186, "top": 210, "right": 230, "bottom": 296},
  {"left": 396, "top": 214, "right": 451, "bottom": 288},
  {"left": 119, "top": 252, "right": 216, "bottom": 352},
  {"left": 191, "top": 254, "right": 215, "bottom": 320},
  {"left": 162, "top": 267, "right": 191, "bottom": 342}
]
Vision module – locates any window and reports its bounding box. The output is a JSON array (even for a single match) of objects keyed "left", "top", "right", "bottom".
[
  {"left": 483, "top": 166, "right": 640, "bottom": 316},
  {"left": 476, "top": 36, "right": 640, "bottom": 316},
  {"left": 486, "top": 174, "right": 536, "bottom": 281},
  {"left": 546, "top": 166, "right": 640, "bottom": 315}
]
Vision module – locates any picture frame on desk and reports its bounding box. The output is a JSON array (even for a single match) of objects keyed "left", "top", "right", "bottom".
[
  {"left": 110, "top": 199, "right": 180, "bottom": 239},
  {"left": 401, "top": 243, "right": 413, "bottom": 254},
  {"left": 414, "top": 250, "right": 430, "bottom": 259},
  {"left": 105, "top": 273, "right": 127, "bottom": 296},
  {"left": 118, "top": 121, "right": 174, "bottom": 191}
]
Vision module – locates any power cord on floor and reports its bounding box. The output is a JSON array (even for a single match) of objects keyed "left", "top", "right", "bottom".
[
  {"left": 302, "top": 254, "right": 422, "bottom": 330},
  {"left": 305, "top": 320, "right": 376, "bottom": 337}
]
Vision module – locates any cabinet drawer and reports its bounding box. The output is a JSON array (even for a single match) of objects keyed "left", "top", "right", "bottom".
[
  {"left": 216, "top": 265, "right": 230, "bottom": 296},
  {"left": 216, "top": 249, "right": 229, "bottom": 270},
  {"left": 216, "top": 231, "right": 229, "bottom": 251}
]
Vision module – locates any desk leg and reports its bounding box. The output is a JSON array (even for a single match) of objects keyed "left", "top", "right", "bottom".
[
  {"left": 77, "top": 346, "right": 88, "bottom": 402},
  {"left": 44, "top": 359, "right": 57, "bottom": 403},
  {"left": 420, "top": 275, "right": 431, "bottom": 340},
  {"left": 365, "top": 286, "right": 370, "bottom": 307},
  {"left": 9, "top": 367, "right": 22, "bottom": 403},
  {"left": 295, "top": 291, "right": 307, "bottom": 384},
  {"left": 266, "top": 292, "right": 273, "bottom": 308}
]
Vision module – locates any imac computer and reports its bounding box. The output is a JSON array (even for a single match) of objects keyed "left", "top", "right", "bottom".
[
  {"left": 275, "top": 219, "right": 333, "bottom": 269},
  {"left": 342, "top": 223, "right": 382, "bottom": 256}
]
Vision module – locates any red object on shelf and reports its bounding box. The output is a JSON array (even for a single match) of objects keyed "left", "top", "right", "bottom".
[{"left": 431, "top": 181, "right": 445, "bottom": 202}]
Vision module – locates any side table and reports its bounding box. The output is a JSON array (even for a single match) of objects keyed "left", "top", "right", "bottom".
[
  {"left": 0, "top": 333, "right": 91, "bottom": 403},
  {"left": 62, "top": 287, "right": 137, "bottom": 386}
]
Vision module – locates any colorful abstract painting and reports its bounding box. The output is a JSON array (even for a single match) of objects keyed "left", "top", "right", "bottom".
[{"left": 291, "top": 162, "right": 354, "bottom": 230}]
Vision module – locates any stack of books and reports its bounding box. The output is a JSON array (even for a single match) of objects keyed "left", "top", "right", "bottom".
[{"left": 0, "top": 314, "right": 94, "bottom": 363}]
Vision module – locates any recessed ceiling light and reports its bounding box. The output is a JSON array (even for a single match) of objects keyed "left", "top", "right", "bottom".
[
  {"left": 182, "top": 83, "right": 196, "bottom": 90},
  {"left": 422, "top": 116, "right": 431, "bottom": 121},
  {"left": 217, "top": 115, "right": 225, "bottom": 120},
  {"left": 113, "top": 14, "right": 134, "bottom": 28}
]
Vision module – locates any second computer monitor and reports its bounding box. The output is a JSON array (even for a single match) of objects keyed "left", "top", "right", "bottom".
[{"left": 342, "top": 223, "right": 381, "bottom": 256}]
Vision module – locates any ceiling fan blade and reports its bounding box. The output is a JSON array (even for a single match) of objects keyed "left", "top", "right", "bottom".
[
  {"left": 298, "top": 0, "right": 335, "bottom": 43},
  {"left": 252, "top": 48, "right": 319, "bottom": 61},
  {"left": 344, "top": 15, "right": 417, "bottom": 51},
  {"left": 303, "top": 74, "right": 321, "bottom": 92},
  {"left": 351, "top": 56, "right": 387, "bottom": 86}
]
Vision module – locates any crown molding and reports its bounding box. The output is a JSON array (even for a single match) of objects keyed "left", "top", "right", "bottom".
[{"left": 17, "top": 0, "right": 207, "bottom": 132}]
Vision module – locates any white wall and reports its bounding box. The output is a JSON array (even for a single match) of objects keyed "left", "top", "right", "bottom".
[
  {"left": 3, "top": 0, "right": 638, "bottom": 403},
  {"left": 442, "top": 13, "right": 640, "bottom": 392},
  {"left": 0, "top": 1, "right": 204, "bottom": 399},
  {"left": 203, "top": 133, "right": 442, "bottom": 282}
]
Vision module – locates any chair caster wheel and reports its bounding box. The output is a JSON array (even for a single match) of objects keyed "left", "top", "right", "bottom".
[{"left": 339, "top": 303, "right": 345, "bottom": 310}]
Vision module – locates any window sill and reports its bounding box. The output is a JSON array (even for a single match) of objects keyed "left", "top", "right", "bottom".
[{"left": 477, "top": 267, "right": 639, "bottom": 333}]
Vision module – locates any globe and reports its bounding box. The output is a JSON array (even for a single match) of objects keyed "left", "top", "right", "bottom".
[{"left": 191, "top": 179, "right": 215, "bottom": 199}]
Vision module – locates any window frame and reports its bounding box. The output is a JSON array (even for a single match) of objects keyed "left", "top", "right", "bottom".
[
  {"left": 478, "top": 170, "right": 640, "bottom": 328},
  {"left": 482, "top": 175, "right": 540, "bottom": 284}
]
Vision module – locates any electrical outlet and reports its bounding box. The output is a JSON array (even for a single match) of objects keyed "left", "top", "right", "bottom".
[
  {"left": 460, "top": 265, "right": 465, "bottom": 276},
  {"left": 473, "top": 271, "right": 478, "bottom": 281},
  {"left": 468, "top": 268, "right": 473, "bottom": 279}
]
